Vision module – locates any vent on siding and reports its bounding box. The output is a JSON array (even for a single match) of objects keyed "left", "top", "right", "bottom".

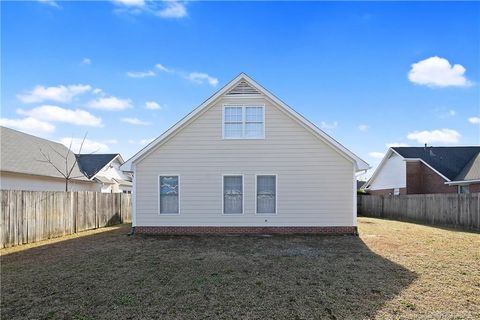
[{"left": 227, "top": 81, "right": 261, "bottom": 95}]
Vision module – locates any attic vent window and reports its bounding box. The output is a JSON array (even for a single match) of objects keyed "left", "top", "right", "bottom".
[{"left": 227, "top": 81, "right": 261, "bottom": 95}]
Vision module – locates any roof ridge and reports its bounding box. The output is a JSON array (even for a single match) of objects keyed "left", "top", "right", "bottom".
[{"left": 0, "top": 126, "right": 65, "bottom": 148}]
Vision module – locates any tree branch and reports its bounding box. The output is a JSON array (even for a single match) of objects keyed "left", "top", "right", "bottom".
[{"left": 38, "top": 148, "right": 67, "bottom": 178}]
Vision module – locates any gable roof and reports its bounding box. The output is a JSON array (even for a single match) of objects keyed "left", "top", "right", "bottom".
[
  {"left": 76, "top": 154, "right": 122, "bottom": 179},
  {"left": 454, "top": 152, "right": 480, "bottom": 182},
  {"left": 121, "top": 73, "right": 369, "bottom": 172},
  {"left": 392, "top": 146, "right": 480, "bottom": 181},
  {"left": 365, "top": 146, "right": 480, "bottom": 188},
  {"left": 0, "top": 126, "right": 90, "bottom": 181}
]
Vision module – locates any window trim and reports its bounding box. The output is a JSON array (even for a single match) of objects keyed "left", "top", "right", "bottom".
[
  {"left": 222, "top": 104, "right": 265, "bottom": 139},
  {"left": 221, "top": 174, "right": 245, "bottom": 215},
  {"left": 158, "top": 174, "right": 180, "bottom": 215},
  {"left": 255, "top": 174, "right": 278, "bottom": 215}
]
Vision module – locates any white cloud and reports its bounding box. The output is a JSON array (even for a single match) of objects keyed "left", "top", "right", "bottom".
[
  {"left": 17, "top": 105, "right": 103, "bottom": 127},
  {"left": 407, "top": 129, "right": 461, "bottom": 144},
  {"left": 81, "top": 58, "right": 91, "bottom": 65},
  {"left": 112, "top": 0, "right": 187, "bottom": 19},
  {"left": 18, "top": 84, "right": 92, "bottom": 103},
  {"left": 0, "top": 117, "right": 55, "bottom": 134},
  {"left": 155, "top": 63, "right": 172, "bottom": 73},
  {"left": 130, "top": 63, "right": 218, "bottom": 87},
  {"left": 145, "top": 101, "right": 162, "bottom": 110},
  {"left": 448, "top": 110, "right": 456, "bottom": 116},
  {"left": 59, "top": 137, "right": 110, "bottom": 153},
  {"left": 139, "top": 138, "right": 155, "bottom": 145},
  {"left": 358, "top": 124, "right": 369, "bottom": 131},
  {"left": 408, "top": 56, "right": 472, "bottom": 87},
  {"left": 112, "top": 0, "right": 145, "bottom": 7},
  {"left": 121, "top": 117, "right": 151, "bottom": 125},
  {"left": 369, "top": 152, "right": 385, "bottom": 159},
  {"left": 468, "top": 117, "right": 480, "bottom": 124},
  {"left": 386, "top": 142, "right": 410, "bottom": 148},
  {"left": 127, "top": 70, "right": 155, "bottom": 78},
  {"left": 87, "top": 96, "right": 132, "bottom": 111},
  {"left": 156, "top": 1, "right": 187, "bottom": 18},
  {"left": 92, "top": 88, "right": 103, "bottom": 95},
  {"left": 104, "top": 139, "right": 118, "bottom": 144},
  {"left": 185, "top": 72, "right": 218, "bottom": 86},
  {"left": 320, "top": 121, "right": 338, "bottom": 130},
  {"left": 37, "top": 0, "right": 60, "bottom": 8}
]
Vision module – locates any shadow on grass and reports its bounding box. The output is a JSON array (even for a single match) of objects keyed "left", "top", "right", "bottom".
[
  {"left": 1, "top": 227, "right": 416, "bottom": 320},
  {"left": 359, "top": 214, "right": 480, "bottom": 234}
]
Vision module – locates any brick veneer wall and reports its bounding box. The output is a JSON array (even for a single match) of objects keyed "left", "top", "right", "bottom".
[
  {"left": 406, "top": 161, "right": 457, "bottom": 194},
  {"left": 134, "top": 226, "right": 357, "bottom": 235},
  {"left": 468, "top": 183, "right": 480, "bottom": 193}
]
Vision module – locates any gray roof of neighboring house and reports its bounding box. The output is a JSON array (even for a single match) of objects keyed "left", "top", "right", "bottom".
[
  {"left": 0, "top": 126, "right": 90, "bottom": 181},
  {"left": 357, "top": 180, "right": 366, "bottom": 190},
  {"left": 76, "top": 154, "right": 119, "bottom": 179},
  {"left": 392, "top": 146, "right": 480, "bottom": 181}
]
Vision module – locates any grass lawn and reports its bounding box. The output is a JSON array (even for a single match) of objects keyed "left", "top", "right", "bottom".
[{"left": 1, "top": 218, "right": 479, "bottom": 319}]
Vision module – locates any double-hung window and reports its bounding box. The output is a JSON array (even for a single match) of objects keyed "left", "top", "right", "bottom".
[
  {"left": 256, "top": 175, "right": 276, "bottom": 214},
  {"left": 223, "top": 175, "right": 243, "bottom": 214},
  {"left": 159, "top": 176, "right": 179, "bottom": 214},
  {"left": 223, "top": 105, "right": 264, "bottom": 139}
]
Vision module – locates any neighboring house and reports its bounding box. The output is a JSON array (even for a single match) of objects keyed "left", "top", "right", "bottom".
[
  {"left": 357, "top": 180, "right": 367, "bottom": 191},
  {"left": 364, "top": 146, "right": 480, "bottom": 195},
  {"left": 0, "top": 126, "right": 97, "bottom": 191},
  {"left": 77, "top": 154, "right": 132, "bottom": 193},
  {"left": 121, "top": 73, "right": 369, "bottom": 235}
]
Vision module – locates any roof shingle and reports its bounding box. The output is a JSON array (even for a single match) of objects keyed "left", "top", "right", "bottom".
[
  {"left": 392, "top": 146, "right": 480, "bottom": 181},
  {"left": 0, "top": 127, "right": 89, "bottom": 181}
]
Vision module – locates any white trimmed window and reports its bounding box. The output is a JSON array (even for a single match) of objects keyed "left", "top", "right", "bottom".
[
  {"left": 223, "top": 105, "right": 264, "bottom": 139},
  {"left": 256, "top": 175, "right": 276, "bottom": 214},
  {"left": 223, "top": 175, "right": 243, "bottom": 214},
  {"left": 159, "top": 176, "right": 179, "bottom": 214}
]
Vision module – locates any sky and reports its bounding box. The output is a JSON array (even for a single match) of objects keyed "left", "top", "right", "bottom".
[{"left": 1, "top": 1, "right": 479, "bottom": 178}]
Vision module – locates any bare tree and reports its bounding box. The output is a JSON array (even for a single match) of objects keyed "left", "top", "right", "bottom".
[{"left": 37, "top": 133, "right": 88, "bottom": 192}]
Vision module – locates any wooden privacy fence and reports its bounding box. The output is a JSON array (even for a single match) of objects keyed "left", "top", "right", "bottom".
[
  {"left": 358, "top": 193, "right": 480, "bottom": 231},
  {"left": 0, "top": 191, "right": 132, "bottom": 248}
]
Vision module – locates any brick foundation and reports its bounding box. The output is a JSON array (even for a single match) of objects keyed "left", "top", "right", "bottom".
[{"left": 134, "top": 226, "right": 357, "bottom": 235}]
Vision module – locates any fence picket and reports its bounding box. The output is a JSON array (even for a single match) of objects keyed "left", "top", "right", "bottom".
[
  {"left": 358, "top": 193, "right": 479, "bottom": 231},
  {"left": 0, "top": 191, "right": 131, "bottom": 248}
]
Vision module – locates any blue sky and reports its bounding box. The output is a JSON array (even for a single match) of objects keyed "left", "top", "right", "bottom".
[{"left": 1, "top": 1, "right": 479, "bottom": 177}]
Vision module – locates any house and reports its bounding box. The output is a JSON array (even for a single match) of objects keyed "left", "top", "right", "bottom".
[
  {"left": 121, "top": 73, "right": 369, "bottom": 235},
  {"left": 357, "top": 180, "right": 367, "bottom": 191},
  {"left": 364, "top": 146, "right": 480, "bottom": 195},
  {"left": 76, "top": 154, "right": 132, "bottom": 193},
  {"left": 0, "top": 126, "right": 97, "bottom": 191}
]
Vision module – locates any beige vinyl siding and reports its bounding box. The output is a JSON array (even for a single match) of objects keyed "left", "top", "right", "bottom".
[
  {"left": 0, "top": 171, "right": 99, "bottom": 192},
  {"left": 135, "top": 96, "right": 355, "bottom": 227}
]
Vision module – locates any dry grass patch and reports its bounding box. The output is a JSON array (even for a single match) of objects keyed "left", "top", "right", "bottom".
[
  {"left": 359, "top": 218, "right": 479, "bottom": 319},
  {"left": 1, "top": 218, "right": 478, "bottom": 319}
]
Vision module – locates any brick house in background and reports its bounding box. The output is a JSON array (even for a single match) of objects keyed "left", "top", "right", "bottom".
[{"left": 364, "top": 146, "right": 480, "bottom": 195}]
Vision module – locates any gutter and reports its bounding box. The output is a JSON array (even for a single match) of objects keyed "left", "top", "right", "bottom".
[{"left": 445, "top": 179, "right": 480, "bottom": 186}]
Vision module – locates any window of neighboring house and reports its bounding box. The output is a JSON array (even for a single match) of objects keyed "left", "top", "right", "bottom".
[
  {"left": 223, "top": 175, "right": 243, "bottom": 214},
  {"left": 159, "top": 176, "right": 179, "bottom": 214},
  {"left": 256, "top": 175, "right": 276, "bottom": 214},
  {"left": 459, "top": 185, "right": 470, "bottom": 194},
  {"left": 223, "top": 105, "right": 264, "bottom": 139},
  {"left": 394, "top": 188, "right": 400, "bottom": 195}
]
